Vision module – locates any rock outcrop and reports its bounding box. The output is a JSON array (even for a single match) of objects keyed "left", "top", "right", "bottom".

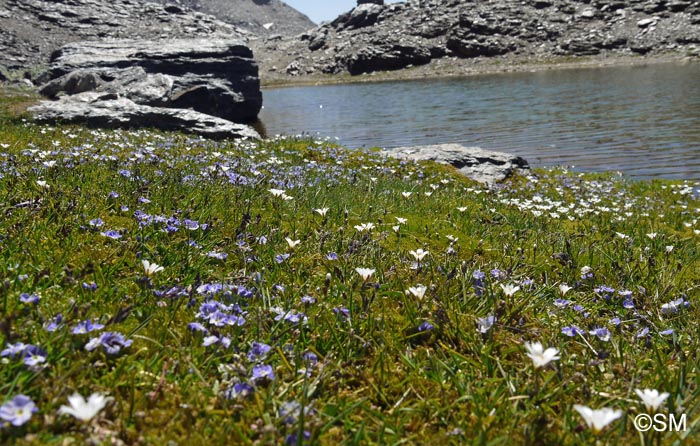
[
  {"left": 0, "top": 0, "right": 243, "bottom": 72},
  {"left": 385, "top": 144, "right": 529, "bottom": 185},
  {"left": 147, "top": 0, "right": 315, "bottom": 37},
  {"left": 30, "top": 38, "right": 262, "bottom": 140},
  {"left": 254, "top": 0, "right": 700, "bottom": 77}
]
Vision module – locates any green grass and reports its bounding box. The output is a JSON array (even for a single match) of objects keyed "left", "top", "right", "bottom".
[{"left": 0, "top": 92, "right": 698, "bottom": 446}]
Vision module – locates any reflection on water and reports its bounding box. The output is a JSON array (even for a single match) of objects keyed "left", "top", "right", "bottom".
[{"left": 259, "top": 62, "right": 700, "bottom": 180}]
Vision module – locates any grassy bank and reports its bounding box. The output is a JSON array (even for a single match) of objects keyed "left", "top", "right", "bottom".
[{"left": 0, "top": 93, "right": 699, "bottom": 446}]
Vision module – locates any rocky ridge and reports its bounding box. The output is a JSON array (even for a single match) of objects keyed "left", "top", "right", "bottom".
[
  {"left": 0, "top": 0, "right": 243, "bottom": 73},
  {"left": 147, "top": 0, "right": 315, "bottom": 37},
  {"left": 253, "top": 0, "right": 700, "bottom": 78}
]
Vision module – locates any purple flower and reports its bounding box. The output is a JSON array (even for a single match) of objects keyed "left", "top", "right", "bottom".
[
  {"left": 85, "top": 332, "right": 132, "bottom": 354},
  {"left": 108, "top": 191, "right": 119, "bottom": 199},
  {"left": 225, "top": 382, "right": 254, "bottom": 399},
  {"left": 0, "top": 395, "right": 37, "bottom": 426},
  {"left": 286, "top": 431, "right": 311, "bottom": 446},
  {"left": 138, "top": 197, "right": 151, "bottom": 204},
  {"left": 19, "top": 293, "right": 40, "bottom": 304},
  {"left": 301, "top": 295, "right": 316, "bottom": 305},
  {"left": 275, "top": 253, "right": 290, "bottom": 264},
  {"left": 594, "top": 286, "right": 616, "bottom": 300},
  {"left": 661, "top": 297, "right": 690, "bottom": 315},
  {"left": 589, "top": 327, "right": 611, "bottom": 342},
  {"left": 248, "top": 342, "right": 272, "bottom": 362},
  {"left": 44, "top": 313, "right": 63, "bottom": 332},
  {"left": 333, "top": 306, "right": 350, "bottom": 320},
  {"left": 1, "top": 342, "right": 28, "bottom": 358},
  {"left": 490, "top": 269, "right": 506, "bottom": 281},
  {"left": 187, "top": 322, "right": 209, "bottom": 334},
  {"left": 660, "top": 328, "right": 675, "bottom": 336},
  {"left": 88, "top": 218, "right": 104, "bottom": 228},
  {"left": 553, "top": 299, "right": 571, "bottom": 309},
  {"left": 251, "top": 364, "right": 275, "bottom": 382},
  {"left": 100, "top": 230, "right": 122, "bottom": 240},
  {"left": 562, "top": 325, "right": 584, "bottom": 337},
  {"left": 609, "top": 317, "right": 621, "bottom": 326},
  {"left": 472, "top": 270, "right": 485, "bottom": 296},
  {"left": 623, "top": 299, "right": 635, "bottom": 309},
  {"left": 303, "top": 352, "right": 318, "bottom": 367},
  {"left": 206, "top": 251, "right": 227, "bottom": 261},
  {"left": 203, "top": 335, "right": 231, "bottom": 348},
  {"left": 22, "top": 345, "right": 47, "bottom": 368},
  {"left": 82, "top": 282, "right": 98, "bottom": 291},
  {"left": 618, "top": 290, "right": 633, "bottom": 299},
  {"left": 72, "top": 319, "right": 105, "bottom": 335},
  {"left": 418, "top": 321, "right": 434, "bottom": 332},
  {"left": 183, "top": 219, "right": 199, "bottom": 230},
  {"left": 636, "top": 327, "right": 650, "bottom": 338},
  {"left": 326, "top": 252, "right": 339, "bottom": 261}
]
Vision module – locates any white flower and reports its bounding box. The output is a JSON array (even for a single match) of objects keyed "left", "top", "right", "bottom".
[
  {"left": 635, "top": 389, "right": 670, "bottom": 412},
  {"left": 354, "top": 222, "right": 375, "bottom": 232},
  {"left": 355, "top": 268, "right": 375, "bottom": 281},
  {"left": 142, "top": 260, "right": 164, "bottom": 277},
  {"left": 406, "top": 285, "right": 427, "bottom": 300},
  {"left": 559, "top": 284, "right": 573, "bottom": 296},
  {"left": 573, "top": 405, "right": 623, "bottom": 433},
  {"left": 615, "top": 232, "right": 630, "bottom": 240},
  {"left": 269, "top": 188, "right": 286, "bottom": 197},
  {"left": 58, "top": 392, "right": 111, "bottom": 421},
  {"left": 457, "top": 207, "right": 468, "bottom": 213},
  {"left": 395, "top": 217, "right": 407, "bottom": 225},
  {"left": 524, "top": 341, "right": 560, "bottom": 368},
  {"left": 36, "top": 180, "right": 50, "bottom": 189},
  {"left": 402, "top": 191, "right": 412, "bottom": 198},
  {"left": 314, "top": 208, "right": 329, "bottom": 217},
  {"left": 646, "top": 232, "right": 658, "bottom": 240},
  {"left": 500, "top": 283, "right": 520, "bottom": 297},
  {"left": 665, "top": 245, "right": 674, "bottom": 254},
  {"left": 285, "top": 238, "right": 301, "bottom": 249},
  {"left": 409, "top": 249, "right": 429, "bottom": 261},
  {"left": 392, "top": 225, "right": 400, "bottom": 233}
]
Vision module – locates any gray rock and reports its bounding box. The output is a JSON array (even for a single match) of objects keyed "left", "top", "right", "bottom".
[
  {"left": 0, "top": 65, "right": 8, "bottom": 82},
  {"left": 29, "top": 92, "right": 260, "bottom": 140},
  {"left": 347, "top": 44, "right": 431, "bottom": 74},
  {"left": 43, "top": 38, "right": 262, "bottom": 123},
  {"left": 637, "top": 18, "right": 657, "bottom": 28},
  {"left": 384, "top": 144, "right": 529, "bottom": 185}
]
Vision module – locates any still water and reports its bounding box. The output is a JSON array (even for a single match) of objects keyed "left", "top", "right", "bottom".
[{"left": 258, "top": 62, "right": 700, "bottom": 180}]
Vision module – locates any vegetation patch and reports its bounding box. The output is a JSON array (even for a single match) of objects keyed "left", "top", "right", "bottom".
[{"left": 0, "top": 92, "right": 698, "bottom": 445}]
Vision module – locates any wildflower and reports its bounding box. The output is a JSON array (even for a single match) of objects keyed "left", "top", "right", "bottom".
[
  {"left": 225, "top": 382, "right": 254, "bottom": 399},
  {"left": 395, "top": 217, "right": 407, "bottom": 225},
  {"left": 409, "top": 248, "right": 429, "bottom": 261},
  {"left": 285, "top": 238, "right": 301, "bottom": 249},
  {"left": 19, "top": 293, "right": 40, "bottom": 304},
  {"left": 248, "top": 342, "right": 272, "bottom": 362},
  {"left": 326, "top": 252, "right": 338, "bottom": 261},
  {"left": 88, "top": 218, "right": 104, "bottom": 228},
  {"left": 269, "top": 188, "right": 286, "bottom": 197},
  {"left": 45, "top": 314, "right": 63, "bottom": 332},
  {"left": 141, "top": 260, "right": 164, "bottom": 277},
  {"left": 355, "top": 268, "right": 375, "bottom": 281},
  {"left": 314, "top": 208, "right": 329, "bottom": 217},
  {"left": 500, "top": 283, "right": 520, "bottom": 297},
  {"left": 206, "top": 251, "right": 227, "bottom": 261},
  {"left": 36, "top": 180, "right": 49, "bottom": 189},
  {"left": 476, "top": 315, "right": 496, "bottom": 334},
  {"left": 635, "top": 389, "right": 670, "bottom": 413},
  {"left": 580, "top": 266, "right": 593, "bottom": 279},
  {"left": 406, "top": 284, "right": 427, "bottom": 300},
  {"left": 72, "top": 320, "right": 105, "bottom": 335},
  {"left": 573, "top": 405, "right": 623, "bottom": 433},
  {"left": 22, "top": 345, "right": 47, "bottom": 368},
  {"left": 58, "top": 392, "right": 111, "bottom": 421},
  {"left": 100, "top": 230, "right": 122, "bottom": 239},
  {"left": 553, "top": 298, "right": 571, "bottom": 309},
  {"left": 85, "top": 332, "right": 132, "bottom": 355},
  {"left": 1, "top": 342, "right": 27, "bottom": 358},
  {"left": 301, "top": 295, "right": 316, "bottom": 305},
  {"left": 558, "top": 284, "right": 573, "bottom": 296},
  {"left": 524, "top": 342, "right": 560, "bottom": 368},
  {"left": 589, "top": 327, "right": 611, "bottom": 342},
  {"left": 0, "top": 395, "right": 37, "bottom": 427},
  {"left": 402, "top": 191, "right": 412, "bottom": 198},
  {"left": 251, "top": 364, "right": 275, "bottom": 382},
  {"left": 418, "top": 321, "right": 434, "bottom": 332},
  {"left": 665, "top": 245, "right": 674, "bottom": 254},
  {"left": 275, "top": 253, "right": 290, "bottom": 263},
  {"left": 354, "top": 222, "right": 375, "bottom": 232},
  {"left": 392, "top": 225, "right": 400, "bottom": 232},
  {"left": 457, "top": 207, "right": 468, "bottom": 212},
  {"left": 646, "top": 232, "right": 658, "bottom": 240},
  {"left": 660, "top": 328, "right": 674, "bottom": 336},
  {"left": 661, "top": 297, "right": 689, "bottom": 315}
]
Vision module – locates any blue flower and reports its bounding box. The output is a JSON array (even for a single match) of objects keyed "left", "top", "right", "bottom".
[
  {"left": 251, "top": 364, "right": 275, "bottom": 382},
  {"left": 248, "top": 342, "right": 272, "bottom": 362},
  {"left": 0, "top": 395, "right": 37, "bottom": 427},
  {"left": 82, "top": 282, "right": 98, "bottom": 291},
  {"left": 19, "top": 293, "right": 40, "bottom": 304},
  {"left": 22, "top": 345, "right": 47, "bottom": 368},
  {"left": 562, "top": 325, "right": 584, "bottom": 337},
  {"left": 72, "top": 320, "right": 105, "bottom": 335},
  {"left": 418, "top": 321, "right": 434, "bottom": 332},
  {"left": 1, "top": 342, "right": 28, "bottom": 358},
  {"left": 589, "top": 327, "right": 611, "bottom": 341},
  {"left": 660, "top": 328, "right": 675, "bottom": 336},
  {"left": 225, "top": 382, "right": 254, "bottom": 399},
  {"left": 45, "top": 313, "right": 63, "bottom": 332},
  {"left": 326, "top": 252, "right": 339, "bottom": 261},
  {"left": 100, "top": 230, "right": 122, "bottom": 240},
  {"left": 85, "top": 332, "right": 132, "bottom": 354},
  {"left": 88, "top": 218, "right": 104, "bottom": 228}
]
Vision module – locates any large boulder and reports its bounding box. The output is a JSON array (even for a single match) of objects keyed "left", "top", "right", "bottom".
[
  {"left": 29, "top": 92, "right": 259, "bottom": 140},
  {"left": 385, "top": 144, "right": 529, "bottom": 185},
  {"left": 30, "top": 38, "right": 262, "bottom": 140},
  {"left": 347, "top": 44, "right": 431, "bottom": 75}
]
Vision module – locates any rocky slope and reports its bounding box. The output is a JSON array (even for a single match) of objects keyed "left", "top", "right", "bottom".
[
  {"left": 253, "top": 0, "right": 700, "bottom": 79},
  {"left": 0, "top": 0, "right": 241, "bottom": 72},
  {"left": 148, "top": 0, "right": 315, "bottom": 37}
]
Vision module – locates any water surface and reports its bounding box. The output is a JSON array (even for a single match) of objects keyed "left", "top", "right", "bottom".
[{"left": 259, "top": 62, "right": 700, "bottom": 180}]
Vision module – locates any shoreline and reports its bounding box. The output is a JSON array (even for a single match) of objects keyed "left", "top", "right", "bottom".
[{"left": 259, "top": 52, "right": 699, "bottom": 89}]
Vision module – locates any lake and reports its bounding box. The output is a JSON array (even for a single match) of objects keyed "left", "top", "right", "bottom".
[{"left": 258, "top": 62, "right": 700, "bottom": 180}]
